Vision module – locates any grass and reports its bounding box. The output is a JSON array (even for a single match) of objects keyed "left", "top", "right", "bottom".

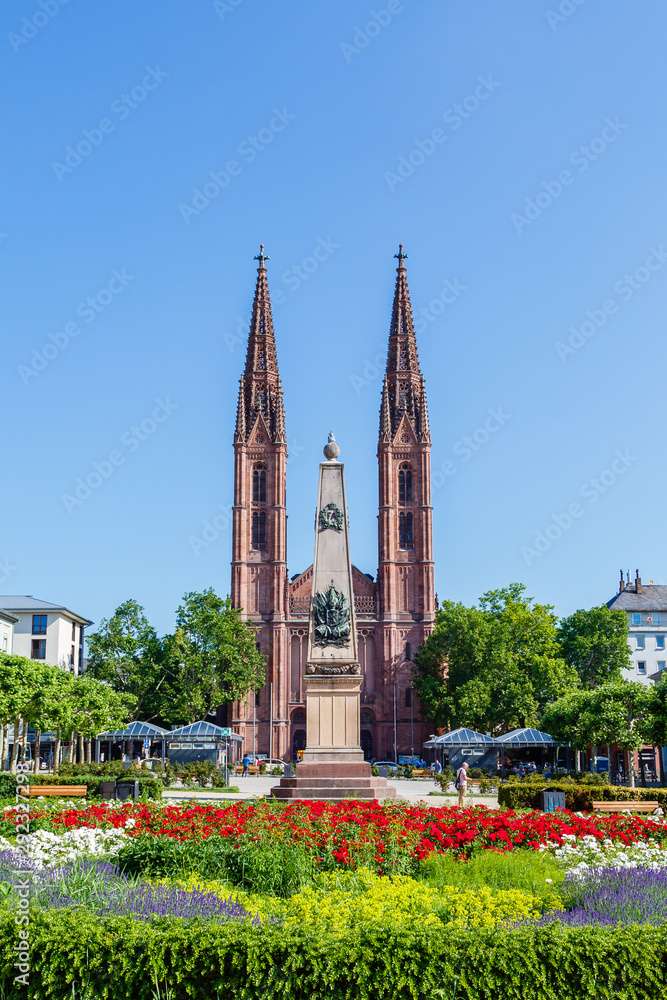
[{"left": 421, "top": 848, "right": 564, "bottom": 909}]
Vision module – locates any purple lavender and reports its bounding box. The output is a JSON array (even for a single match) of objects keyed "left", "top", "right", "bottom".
[
  {"left": 540, "top": 867, "right": 667, "bottom": 927},
  {"left": 97, "top": 883, "right": 252, "bottom": 921}
]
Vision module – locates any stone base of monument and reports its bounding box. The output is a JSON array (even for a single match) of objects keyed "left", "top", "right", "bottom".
[{"left": 270, "top": 761, "right": 397, "bottom": 800}]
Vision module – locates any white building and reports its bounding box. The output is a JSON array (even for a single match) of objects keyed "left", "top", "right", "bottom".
[
  {"left": 0, "top": 611, "right": 17, "bottom": 653},
  {"left": 607, "top": 571, "right": 667, "bottom": 686},
  {"left": 0, "top": 596, "right": 92, "bottom": 674}
]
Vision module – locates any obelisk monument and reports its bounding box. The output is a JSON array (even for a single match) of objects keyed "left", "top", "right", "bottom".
[
  {"left": 271, "top": 434, "right": 396, "bottom": 799},
  {"left": 302, "top": 431, "right": 363, "bottom": 763}
]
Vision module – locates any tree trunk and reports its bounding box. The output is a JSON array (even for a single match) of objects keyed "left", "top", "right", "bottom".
[
  {"left": 628, "top": 749, "right": 636, "bottom": 787},
  {"left": 33, "top": 731, "right": 41, "bottom": 773},
  {"left": 78, "top": 733, "right": 84, "bottom": 764},
  {"left": 10, "top": 718, "right": 21, "bottom": 772},
  {"left": 84, "top": 739, "right": 92, "bottom": 764},
  {"left": 53, "top": 735, "right": 62, "bottom": 774},
  {"left": 68, "top": 736, "right": 76, "bottom": 764},
  {"left": 607, "top": 744, "right": 612, "bottom": 781},
  {"left": 0, "top": 725, "right": 5, "bottom": 772}
]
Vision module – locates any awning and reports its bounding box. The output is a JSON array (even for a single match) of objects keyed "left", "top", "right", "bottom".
[
  {"left": 168, "top": 720, "right": 243, "bottom": 741},
  {"left": 424, "top": 727, "right": 495, "bottom": 748},
  {"left": 97, "top": 720, "right": 169, "bottom": 739},
  {"left": 495, "top": 727, "right": 556, "bottom": 748}
]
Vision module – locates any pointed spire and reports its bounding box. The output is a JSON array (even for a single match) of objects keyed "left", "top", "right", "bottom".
[
  {"left": 235, "top": 246, "right": 286, "bottom": 445},
  {"left": 379, "top": 246, "right": 430, "bottom": 444},
  {"left": 379, "top": 376, "right": 392, "bottom": 443}
]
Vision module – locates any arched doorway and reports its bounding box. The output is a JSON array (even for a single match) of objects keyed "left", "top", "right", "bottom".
[
  {"left": 360, "top": 708, "right": 374, "bottom": 761},
  {"left": 290, "top": 707, "right": 306, "bottom": 762}
]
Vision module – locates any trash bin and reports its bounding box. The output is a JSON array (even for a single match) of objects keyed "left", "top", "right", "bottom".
[
  {"left": 541, "top": 789, "right": 566, "bottom": 813},
  {"left": 115, "top": 779, "right": 140, "bottom": 801},
  {"left": 379, "top": 766, "right": 388, "bottom": 778},
  {"left": 100, "top": 781, "right": 116, "bottom": 801}
]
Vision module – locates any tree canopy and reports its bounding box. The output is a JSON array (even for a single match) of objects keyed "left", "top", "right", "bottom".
[
  {"left": 557, "top": 606, "right": 631, "bottom": 687},
  {"left": 414, "top": 584, "right": 579, "bottom": 734}
]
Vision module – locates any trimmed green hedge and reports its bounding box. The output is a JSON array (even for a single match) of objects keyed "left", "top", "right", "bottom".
[
  {"left": 498, "top": 780, "right": 667, "bottom": 811},
  {"left": 0, "top": 910, "right": 665, "bottom": 999},
  {"left": 28, "top": 773, "right": 163, "bottom": 800}
]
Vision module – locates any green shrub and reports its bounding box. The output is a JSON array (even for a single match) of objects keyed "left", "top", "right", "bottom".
[
  {"left": 117, "top": 834, "right": 314, "bottom": 896},
  {"left": 421, "top": 848, "right": 564, "bottom": 910},
  {"left": 0, "top": 774, "right": 18, "bottom": 798},
  {"left": 498, "top": 780, "right": 667, "bottom": 811},
  {"left": 28, "top": 773, "right": 163, "bottom": 800},
  {"left": 1, "top": 909, "right": 666, "bottom": 999}
]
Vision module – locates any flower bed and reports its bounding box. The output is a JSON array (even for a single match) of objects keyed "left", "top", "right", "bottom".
[{"left": 2, "top": 801, "right": 666, "bottom": 998}]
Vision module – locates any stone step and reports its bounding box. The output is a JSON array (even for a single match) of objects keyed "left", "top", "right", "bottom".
[
  {"left": 278, "top": 777, "right": 379, "bottom": 789},
  {"left": 270, "top": 786, "right": 397, "bottom": 800}
]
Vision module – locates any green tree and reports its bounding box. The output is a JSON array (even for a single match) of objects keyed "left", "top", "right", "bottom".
[
  {"left": 71, "top": 675, "right": 135, "bottom": 762},
  {"left": 158, "top": 589, "right": 265, "bottom": 727},
  {"left": 414, "top": 584, "right": 579, "bottom": 734},
  {"left": 86, "top": 599, "right": 163, "bottom": 720},
  {"left": 557, "top": 606, "right": 631, "bottom": 687},
  {"left": 543, "top": 680, "right": 652, "bottom": 783}
]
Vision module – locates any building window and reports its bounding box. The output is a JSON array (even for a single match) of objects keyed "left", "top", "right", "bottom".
[
  {"left": 252, "top": 464, "right": 267, "bottom": 503},
  {"left": 631, "top": 613, "right": 641, "bottom": 626},
  {"left": 405, "top": 641, "right": 412, "bottom": 661},
  {"left": 405, "top": 687, "right": 412, "bottom": 708},
  {"left": 636, "top": 636, "right": 645, "bottom": 650},
  {"left": 31, "top": 639, "right": 46, "bottom": 660},
  {"left": 70, "top": 645, "right": 76, "bottom": 668},
  {"left": 658, "top": 660, "right": 666, "bottom": 672},
  {"left": 32, "top": 614, "right": 47, "bottom": 635},
  {"left": 71, "top": 622, "right": 76, "bottom": 642},
  {"left": 251, "top": 510, "right": 266, "bottom": 549},
  {"left": 637, "top": 661, "right": 647, "bottom": 675},
  {"left": 656, "top": 636, "right": 665, "bottom": 650},
  {"left": 399, "top": 512, "right": 414, "bottom": 549},
  {"left": 398, "top": 464, "right": 413, "bottom": 504},
  {"left": 255, "top": 687, "right": 261, "bottom": 708}
]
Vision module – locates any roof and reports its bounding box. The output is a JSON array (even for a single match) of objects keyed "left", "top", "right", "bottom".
[
  {"left": 97, "top": 720, "right": 168, "bottom": 739},
  {"left": 0, "top": 610, "right": 18, "bottom": 624},
  {"left": 607, "top": 585, "right": 667, "bottom": 612},
  {"left": 0, "top": 596, "right": 93, "bottom": 625},
  {"left": 425, "top": 727, "right": 494, "bottom": 747},
  {"left": 168, "top": 720, "right": 242, "bottom": 740},
  {"left": 495, "top": 727, "right": 556, "bottom": 747}
]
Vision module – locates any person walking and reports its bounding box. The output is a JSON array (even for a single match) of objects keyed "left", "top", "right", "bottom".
[
  {"left": 455, "top": 761, "right": 469, "bottom": 808},
  {"left": 242, "top": 753, "right": 251, "bottom": 777}
]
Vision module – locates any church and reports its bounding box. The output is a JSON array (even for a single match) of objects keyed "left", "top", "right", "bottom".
[{"left": 228, "top": 246, "right": 436, "bottom": 761}]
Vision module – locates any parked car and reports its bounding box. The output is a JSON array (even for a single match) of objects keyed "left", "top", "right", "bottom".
[
  {"left": 398, "top": 755, "right": 428, "bottom": 769},
  {"left": 372, "top": 760, "right": 399, "bottom": 774}
]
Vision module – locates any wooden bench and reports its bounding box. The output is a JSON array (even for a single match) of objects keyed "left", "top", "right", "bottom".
[
  {"left": 21, "top": 785, "right": 88, "bottom": 798},
  {"left": 592, "top": 800, "right": 659, "bottom": 814}
]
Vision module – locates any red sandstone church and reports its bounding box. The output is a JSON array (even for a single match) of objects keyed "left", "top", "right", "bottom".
[{"left": 227, "top": 246, "right": 436, "bottom": 761}]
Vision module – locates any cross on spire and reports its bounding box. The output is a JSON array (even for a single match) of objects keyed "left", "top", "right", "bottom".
[
  {"left": 394, "top": 244, "right": 408, "bottom": 268},
  {"left": 254, "top": 243, "right": 270, "bottom": 269}
]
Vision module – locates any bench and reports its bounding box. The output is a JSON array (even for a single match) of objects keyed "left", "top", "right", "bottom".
[
  {"left": 22, "top": 785, "right": 88, "bottom": 798},
  {"left": 592, "top": 800, "right": 659, "bottom": 814}
]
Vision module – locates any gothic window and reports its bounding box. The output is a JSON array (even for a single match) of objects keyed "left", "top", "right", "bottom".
[
  {"left": 399, "top": 512, "right": 414, "bottom": 550},
  {"left": 251, "top": 510, "right": 266, "bottom": 549},
  {"left": 398, "top": 464, "right": 413, "bottom": 504},
  {"left": 405, "top": 641, "right": 412, "bottom": 661},
  {"left": 405, "top": 687, "right": 412, "bottom": 708},
  {"left": 254, "top": 389, "right": 267, "bottom": 415},
  {"left": 252, "top": 464, "right": 267, "bottom": 503}
]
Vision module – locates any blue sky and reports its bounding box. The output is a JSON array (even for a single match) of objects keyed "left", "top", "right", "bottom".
[{"left": 3, "top": 1, "right": 667, "bottom": 636}]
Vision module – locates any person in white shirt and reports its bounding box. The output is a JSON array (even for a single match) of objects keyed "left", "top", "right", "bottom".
[{"left": 456, "top": 761, "right": 469, "bottom": 807}]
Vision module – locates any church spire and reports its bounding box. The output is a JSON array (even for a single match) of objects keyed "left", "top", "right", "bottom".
[
  {"left": 235, "top": 245, "right": 286, "bottom": 445},
  {"left": 379, "top": 245, "right": 430, "bottom": 444}
]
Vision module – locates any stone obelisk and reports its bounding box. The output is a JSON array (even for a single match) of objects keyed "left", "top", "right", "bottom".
[
  {"left": 302, "top": 431, "right": 363, "bottom": 763},
  {"left": 271, "top": 434, "right": 396, "bottom": 800}
]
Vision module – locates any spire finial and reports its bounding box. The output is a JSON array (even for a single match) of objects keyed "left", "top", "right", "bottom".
[
  {"left": 254, "top": 243, "right": 269, "bottom": 270},
  {"left": 394, "top": 244, "right": 408, "bottom": 268}
]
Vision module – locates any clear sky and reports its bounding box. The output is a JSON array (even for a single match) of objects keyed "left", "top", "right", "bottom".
[{"left": 3, "top": 1, "right": 667, "bottom": 636}]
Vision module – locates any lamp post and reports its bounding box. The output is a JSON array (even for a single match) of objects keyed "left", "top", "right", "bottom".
[{"left": 393, "top": 676, "right": 397, "bottom": 763}]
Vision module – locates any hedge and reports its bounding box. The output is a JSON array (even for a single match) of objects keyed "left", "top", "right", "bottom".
[
  {"left": 27, "top": 773, "right": 163, "bottom": 800},
  {"left": 1, "top": 910, "right": 665, "bottom": 999},
  {"left": 498, "top": 780, "right": 667, "bottom": 811}
]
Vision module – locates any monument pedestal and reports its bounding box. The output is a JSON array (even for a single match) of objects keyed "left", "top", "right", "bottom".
[{"left": 270, "top": 436, "right": 397, "bottom": 802}]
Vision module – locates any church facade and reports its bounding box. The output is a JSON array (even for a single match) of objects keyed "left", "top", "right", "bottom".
[{"left": 229, "top": 246, "right": 436, "bottom": 761}]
